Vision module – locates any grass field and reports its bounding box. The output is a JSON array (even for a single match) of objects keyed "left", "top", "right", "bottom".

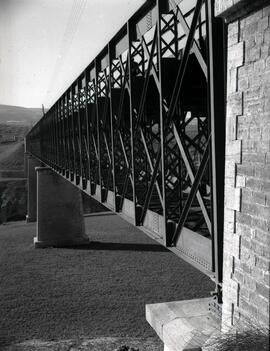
[{"left": 0, "top": 215, "right": 214, "bottom": 350}]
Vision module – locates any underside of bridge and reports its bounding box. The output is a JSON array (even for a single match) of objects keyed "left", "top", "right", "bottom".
[{"left": 26, "top": 0, "right": 225, "bottom": 306}]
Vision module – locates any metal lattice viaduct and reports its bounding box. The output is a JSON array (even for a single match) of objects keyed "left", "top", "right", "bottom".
[{"left": 26, "top": 0, "right": 226, "bottom": 302}]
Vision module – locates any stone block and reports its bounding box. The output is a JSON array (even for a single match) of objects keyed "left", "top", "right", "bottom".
[
  {"left": 249, "top": 291, "right": 269, "bottom": 313},
  {"left": 225, "top": 186, "right": 241, "bottom": 211},
  {"left": 255, "top": 167, "right": 270, "bottom": 182},
  {"left": 246, "top": 46, "right": 261, "bottom": 63},
  {"left": 236, "top": 222, "right": 252, "bottom": 238},
  {"left": 239, "top": 297, "right": 258, "bottom": 320},
  {"left": 238, "top": 76, "right": 249, "bottom": 90},
  {"left": 243, "top": 152, "right": 265, "bottom": 164},
  {"left": 260, "top": 43, "right": 270, "bottom": 58},
  {"left": 146, "top": 298, "right": 220, "bottom": 351},
  {"left": 263, "top": 271, "right": 270, "bottom": 287},
  {"left": 244, "top": 85, "right": 263, "bottom": 101},
  {"left": 264, "top": 28, "right": 270, "bottom": 44},
  {"left": 226, "top": 115, "right": 238, "bottom": 142},
  {"left": 234, "top": 267, "right": 244, "bottom": 284},
  {"left": 241, "top": 8, "right": 263, "bottom": 26},
  {"left": 255, "top": 256, "right": 270, "bottom": 271},
  {"left": 224, "top": 208, "right": 236, "bottom": 232},
  {"left": 236, "top": 213, "right": 253, "bottom": 229},
  {"left": 227, "top": 67, "right": 237, "bottom": 93},
  {"left": 228, "top": 42, "right": 244, "bottom": 69},
  {"left": 261, "top": 180, "right": 270, "bottom": 193},
  {"left": 254, "top": 228, "right": 270, "bottom": 246},
  {"left": 227, "top": 92, "right": 243, "bottom": 117},
  {"left": 226, "top": 232, "right": 241, "bottom": 258},
  {"left": 258, "top": 16, "right": 269, "bottom": 32},
  {"left": 251, "top": 216, "right": 270, "bottom": 233},
  {"left": 215, "top": 0, "right": 233, "bottom": 17},
  {"left": 226, "top": 140, "right": 242, "bottom": 163},
  {"left": 225, "top": 161, "right": 236, "bottom": 187},
  {"left": 256, "top": 281, "right": 270, "bottom": 299},
  {"left": 241, "top": 22, "right": 258, "bottom": 40},
  {"left": 238, "top": 63, "right": 254, "bottom": 78},
  {"left": 236, "top": 175, "right": 246, "bottom": 187},
  {"left": 228, "top": 21, "right": 240, "bottom": 36}
]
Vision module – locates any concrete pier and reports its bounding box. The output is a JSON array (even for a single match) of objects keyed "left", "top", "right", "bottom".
[
  {"left": 26, "top": 155, "right": 40, "bottom": 223},
  {"left": 34, "top": 167, "right": 90, "bottom": 248}
]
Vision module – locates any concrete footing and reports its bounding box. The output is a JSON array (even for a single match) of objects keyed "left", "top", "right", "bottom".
[
  {"left": 26, "top": 155, "right": 40, "bottom": 223},
  {"left": 146, "top": 298, "right": 220, "bottom": 351},
  {"left": 34, "top": 167, "right": 90, "bottom": 248}
]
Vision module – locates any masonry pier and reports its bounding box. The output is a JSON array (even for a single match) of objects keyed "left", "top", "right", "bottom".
[
  {"left": 26, "top": 155, "right": 40, "bottom": 223},
  {"left": 34, "top": 167, "right": 90, "bottom": 248}
]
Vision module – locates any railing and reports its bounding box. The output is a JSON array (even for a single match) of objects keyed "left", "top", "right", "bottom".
[{"left": 26, "top": 0, "right": 225, "bottom": 301}]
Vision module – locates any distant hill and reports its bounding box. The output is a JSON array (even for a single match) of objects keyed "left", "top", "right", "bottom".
[{"left": 0, "top": 104, "right": 44, "bottom": 125}]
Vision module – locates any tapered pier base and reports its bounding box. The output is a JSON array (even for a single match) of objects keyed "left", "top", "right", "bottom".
[
  {"left": 34, "top": 167, "right": 90, "bottom": 248},
  {"left": 26, "top": 155, "right": 40, "bottom": 223}
]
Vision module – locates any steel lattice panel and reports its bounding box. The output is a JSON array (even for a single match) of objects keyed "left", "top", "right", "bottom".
[{"left": 26, "top": 0, "right": 225, "bottom": 301}]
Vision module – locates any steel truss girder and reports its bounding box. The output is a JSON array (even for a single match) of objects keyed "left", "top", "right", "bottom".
[{"left": 26, "top": 0, "right": 225, "bottom": 297}]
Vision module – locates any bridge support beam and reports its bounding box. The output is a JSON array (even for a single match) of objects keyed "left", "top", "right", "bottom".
[
  {"left": 34, "top": 167, "right": 90, "bottom": 248},
  {"left": 26, "top": 155, "right": 40, "bottom": 223}
]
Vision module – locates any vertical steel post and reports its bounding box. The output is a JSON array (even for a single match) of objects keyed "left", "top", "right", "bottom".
[
  {"left": 206, "top": 0, "right": 226, "bottom": 300},
  {"left": 84, "top": 68, "right": 92, "bottom": 190},
  {"left": 95, "top": 58, "right": 102, "bottom": 200},
  {"left": 77, "top": 78, "right": 83, "bottom": 185},
  {"left": 60, "top": 97, "right": 66, "bottom": 175},
  {"left": 127, "top": 19, "right": 139, "bottom": 225},
  {"left": 56, "top": 100, "right": 62, "bottom": 172},
  {"left": 53, "top": 105, "right": 58, "bottom": 169},
  {"left": 64, "top": 92, "right": 71, "bottom": 179},
  {"left": 108, "top": 42, "right": 117, "bottom": 211},
  {"left": 70, "top": 88, "right": 76, "bottom": 181},
  {"left": 157, "top": 0, "right": 170, "bottom": 245}
]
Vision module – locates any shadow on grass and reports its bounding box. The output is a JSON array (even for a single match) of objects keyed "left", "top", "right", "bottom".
[{"left": 62, "top": 241, "right": 169, "bottom": 252}]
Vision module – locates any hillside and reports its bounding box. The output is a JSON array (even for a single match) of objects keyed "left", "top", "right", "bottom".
[
  {"left": 0, "top": 104, "right": 43, "bottom": 125},
  {"left": 0, "top": 142, "right": 25, "bottom": 171}
]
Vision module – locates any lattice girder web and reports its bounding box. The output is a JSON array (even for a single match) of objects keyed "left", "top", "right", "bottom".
[{"left": 26, "top": 0, "right": 226, "bottom": 293}]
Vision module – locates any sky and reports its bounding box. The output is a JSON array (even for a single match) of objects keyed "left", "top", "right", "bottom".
[{"left": 0, "top": 0, "right": 145, "bottom": 109}]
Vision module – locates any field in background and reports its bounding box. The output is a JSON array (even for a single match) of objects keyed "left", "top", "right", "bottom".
[
  {"left": 0, "top": 142, "right": 25, "bottom": 171},
  {"left": 0, "top": 104, "right": 43, "bottom": 125},
  {"left": 0, "top": 124, "right": 28, "bottom": 223}
]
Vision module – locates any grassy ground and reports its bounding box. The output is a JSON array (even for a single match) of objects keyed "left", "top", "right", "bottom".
[{"left": 0, "top": 214, "right": 214, "bottom": 349}]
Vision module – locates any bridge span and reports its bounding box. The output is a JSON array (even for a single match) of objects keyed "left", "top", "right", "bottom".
[
  {"left": 26, "top": 0, "right": 225, "bottom": 299},
  {"left": 25, "top": 0, "right": 227, "bottom": 348}
]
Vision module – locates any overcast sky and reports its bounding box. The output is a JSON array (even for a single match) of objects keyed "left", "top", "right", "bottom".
[{"left": 0, "top": 0, "right": 145, "bottom": 109}]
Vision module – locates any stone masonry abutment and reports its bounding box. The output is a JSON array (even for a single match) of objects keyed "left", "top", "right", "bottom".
[
  {"left": 216, "top": 0, "right": 270, "bottom": 330},
  {"left": 146, "top": 1, "right": 270, "bottom": 350}
]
